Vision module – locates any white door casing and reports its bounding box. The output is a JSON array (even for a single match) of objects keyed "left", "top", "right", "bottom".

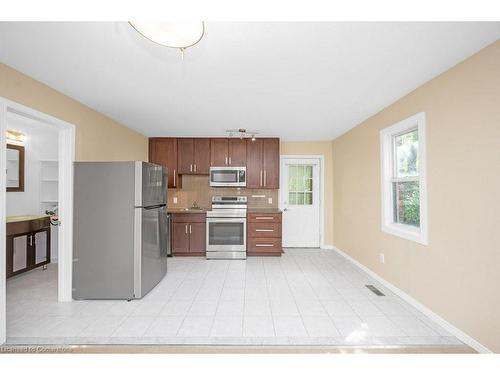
[
  {"left": 0, "top": 98, "right": 75, "bottom": 345},
  {"left": 280, "top": 156, "right": 322, "bottom": 248}
]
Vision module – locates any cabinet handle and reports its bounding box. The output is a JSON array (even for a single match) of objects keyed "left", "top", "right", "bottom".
[
  {"left": 260, "top": 170, "right": 263, "bottom": 186},
  {"left": 185, "top": 224, "right": 188, "bottom": 234},
  {"left": 255, "top": 244, "right": 274, "bottom": 247},
  {"left": 229, "top": 157, "right": 232, "bottom": 165},
  {"left": 194, "top": 164, "right": 197, "bottom": 172},
  {"left": 190, "top": 224, "right": 192, "bottom": 234},
  {"left": 190, "top": 164, "right": 193, "bottom": 172},
  {"left": 173, "top": 169, "right": 176, "bottom": 187},
  {"left": 255, "top": 217, "right": 273, "bottom": 220},
  {"left": 255, "top": 229, "right": 274, "bottom": 232},
  {"left": 225, "top": 157, "right": 228, "bottom": 165},
  {"left": 264, "top": 170, "right": 267, "bottom": 187}
]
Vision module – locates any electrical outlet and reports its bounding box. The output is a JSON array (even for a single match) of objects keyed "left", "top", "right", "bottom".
[
  {"left": 172, "top": 197, "right": 178, "bottom": 204},
  {"left": 268, "top": 197, "right": 273, "bottom": 204},
  {"left": 379, "top": 253, "right": 385, "bottom": 264}
]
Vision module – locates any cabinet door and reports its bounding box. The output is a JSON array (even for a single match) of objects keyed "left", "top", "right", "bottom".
[
  {"left": 193, "top": 138, "right": 211, "bottom": 174},
  {"left": 34, "top": 230, "right": 50, "bottom": 265},
  {"left": 246, "top": 139, "right": 263, "bottom": 188},
  {"left": 177, "top": 138, "right": 194, "bottom": 174},
  {"left": 149, "top": 138, "right": 180, "bottom": 188},
  {"left": 210, "top": 138, "right": 228, "bottom": 167},
  {"left": 228, "top": 139, "right": 246, "bottom": 166},
  {"left": 10, "top": 234, "right": 29, "bottom": 275},
  {"left": 189, "top": 223, "right": 206, "bottom": 253},
  {"left": 263, "top": 138, "right": 280, "bottom": 189},
  {"left": 172, "top": 223, "right": 190, "bottom": 253}
]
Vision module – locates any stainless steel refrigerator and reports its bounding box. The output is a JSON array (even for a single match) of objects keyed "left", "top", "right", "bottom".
[{"left": 73, "top": 161, "right": 169, "bottom": 300}]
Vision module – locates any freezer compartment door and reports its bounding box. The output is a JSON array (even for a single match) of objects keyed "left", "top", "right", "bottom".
[
  {"left": 137, "top": 162, "right": 167, "bottom": 207},
  {"left": 137, "top": 206, "right": 168, "bottom": 298}
]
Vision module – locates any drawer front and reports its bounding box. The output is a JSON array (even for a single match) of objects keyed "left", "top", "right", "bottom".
[
  {"left": 171, "top": 213, "right": 206, "bottom": 223},
  {"left": 7, "top": 218, "right": 50, "bottom": 236},
  {"left": 248, "top": 222, "right": 281, "bottom": 238},
  {"left": 247, "top": 213, "right": 281, "bottom": 223},
  {"left": 248, "top": 238, "right": 282, "bottom": 253}
]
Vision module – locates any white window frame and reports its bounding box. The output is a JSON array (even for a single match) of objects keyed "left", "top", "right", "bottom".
[{"left": 380, "top": 112, "right": 428, "bottom": 245}]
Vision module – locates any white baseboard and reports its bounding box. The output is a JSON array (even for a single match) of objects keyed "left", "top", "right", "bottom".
[
  {"left": 331, "top": 245, "right": 491, "bottom": 353},
  {"left": 320, "top": 245, "right": 334, "bottom": 250}
]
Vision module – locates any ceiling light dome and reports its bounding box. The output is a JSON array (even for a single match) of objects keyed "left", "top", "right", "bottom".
[{"left": 129, "top": 21, "right": 204, "bottom": 58}]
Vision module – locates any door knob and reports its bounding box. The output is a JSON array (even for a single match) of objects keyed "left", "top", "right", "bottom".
[{"left": 283, "top": 208, "right": 288, "bottom": 212}]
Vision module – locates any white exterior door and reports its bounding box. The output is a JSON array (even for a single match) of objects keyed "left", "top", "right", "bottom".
[{"left": 280, "top": 157, "right": 321, "bottom": 247}]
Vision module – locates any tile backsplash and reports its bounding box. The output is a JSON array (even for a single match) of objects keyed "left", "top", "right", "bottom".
[{"left": 168, "top": 175, "right": 279, "bottom": 209}]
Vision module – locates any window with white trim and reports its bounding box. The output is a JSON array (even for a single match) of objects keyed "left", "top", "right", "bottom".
[{"left": 380, "top": 112, "right": 428, "bottom": 245}]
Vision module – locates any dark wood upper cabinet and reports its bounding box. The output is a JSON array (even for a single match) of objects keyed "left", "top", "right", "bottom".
[
  {"left": 210, "top": 138, "right": 228, "bottom": 166},
  {"left": 246, "top": 138, "right": 263, "bottom": 188},
  {"left": 177, "top": 138, "right": 195, "bottom": 174},
  {"left": 263, "top": 138, "right": 280, "bottom": 189},
  {"left": 177, "top": 138, "right": 210, "bottom": 175},
  {"left": 246, "top": 138, "right": 279, "bottom": 189},
  {"left": 228, "top": 139, "right": 246, "bottom": 166},
  {"left": 193, "top": 138, "right": 210, "bottom": 174},
  {"left": 149, "top": 138, "right": 181, "bottom": 188}
]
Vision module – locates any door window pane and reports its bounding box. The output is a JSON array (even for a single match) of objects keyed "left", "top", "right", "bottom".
[
  {"left": 392, "top": 181, "right": 420, "bottom": 226},
  {"left": 395, "top": 129, "right": 419, "bottom": 178},
  {"left": 287, "top": 164, "right": 313, "bottom": 205}
]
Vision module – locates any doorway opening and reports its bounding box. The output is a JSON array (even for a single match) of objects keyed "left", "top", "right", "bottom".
[
  {"left": 280, "top": 155, "right": 324, "bottom": 248},
  {"left": 0, "top": 98, "right": 75, "bottom": 344}
]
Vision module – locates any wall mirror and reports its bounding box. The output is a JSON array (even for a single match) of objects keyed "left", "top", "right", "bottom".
[{"left": 6, "top": 144, "right": 25, "bottom": 192}]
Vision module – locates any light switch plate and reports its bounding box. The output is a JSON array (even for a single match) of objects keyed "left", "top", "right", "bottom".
[
  {"left": 379, "top": 253, "right": 385, "bottom": 264},
  {"left": 268, "top": 197, "right": 273, "bottom": 204},
  {"left": 173, "top": 197, "right": 178, "bottom": 204}
]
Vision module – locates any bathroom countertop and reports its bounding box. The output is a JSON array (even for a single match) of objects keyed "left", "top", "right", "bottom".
[{"left": 6, "top": 215, "right": 50, "bottom": 224}]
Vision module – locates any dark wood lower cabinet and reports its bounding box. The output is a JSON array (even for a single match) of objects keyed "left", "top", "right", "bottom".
[
  {"left": 171, "top": 213, "right": 206, "bottom": 256},
  {"left": 6, "top": 217, "right": 51, "bottom": 278},
  {"left": 247, "top": 211, "right": 283, "bottom": 256}
]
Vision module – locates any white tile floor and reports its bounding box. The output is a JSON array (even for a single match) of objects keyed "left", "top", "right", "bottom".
[{"left": 6, "top": 249, "right": 465, "bottom": 347}]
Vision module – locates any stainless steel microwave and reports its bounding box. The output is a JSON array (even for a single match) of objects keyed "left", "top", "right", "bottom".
[{"left": 209, "top": 167, "right": 246, "bottom": 187}]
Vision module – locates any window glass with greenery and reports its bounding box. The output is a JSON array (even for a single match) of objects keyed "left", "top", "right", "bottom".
[
  {"left": 392, "top": 129, "right": 419, "bottom": 226},
  {"left": 288, "top": 165, "right": 313, "bottom": 205}
]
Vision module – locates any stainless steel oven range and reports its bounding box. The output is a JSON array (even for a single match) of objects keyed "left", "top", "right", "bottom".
[{"left": 206, "top": 196, "right": 247, "bottom": 259}]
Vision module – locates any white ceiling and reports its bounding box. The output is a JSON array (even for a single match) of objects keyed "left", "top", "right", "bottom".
[{"left": 0, "top": 22, "right": 499, "bottom": 141}]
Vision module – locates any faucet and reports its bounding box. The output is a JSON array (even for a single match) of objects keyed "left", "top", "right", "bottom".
[{"left": 191, "top": 201, "right": 201, "bottom": 209}]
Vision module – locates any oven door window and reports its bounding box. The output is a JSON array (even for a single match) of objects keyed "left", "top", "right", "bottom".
[
  {"left": 211, "top": 170, "right": 238, "bottom": 183},
  {"left": 209, "top": 222, "right": 244, "bottom": 245}
]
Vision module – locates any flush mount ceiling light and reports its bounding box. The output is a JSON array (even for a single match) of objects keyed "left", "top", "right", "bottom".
[
  {"left": 129, "top": 21, "right": 204, "bottom": 59},
  {"left": 226, "top": 128, "right": 259, "bottom": 141}
]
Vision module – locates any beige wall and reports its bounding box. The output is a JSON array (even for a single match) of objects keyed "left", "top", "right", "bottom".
[
  {"left": 281, "top": 141, "right": 334, "bottom": 247},
  {"left": 0, "top": 63, "right": 148, "bottom": 161},
  {"left": 332, "top": 41, "right": 500, "bottom": 352}
]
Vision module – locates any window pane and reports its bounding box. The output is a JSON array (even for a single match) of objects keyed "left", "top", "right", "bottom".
[
  {"left": 305, "top": 165, "right": 312, "bottom": 178},
  {"left": 288, "top": 192, "right": 297, "bottom": 205},
  {"left": 296, "top": 192, "right": 304, "bottom": 205},
  {"left": 395, "top": 129, "right": 419, "bottom": 178},
  {"left": 304, "top": 178, "right": 312, "bottom": 192},
  {"left": 392, "top": 181, "right": 420, "bottom": 227},
  {"left": 304, "top": 192, "right": 312, "bottom": 205}
]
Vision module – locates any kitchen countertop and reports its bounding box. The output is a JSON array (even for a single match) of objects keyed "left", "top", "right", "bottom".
[
  {"left": 247, "top": 208, "right": 282, "bottom": 213},
  {"left": 6, "top": 215, "right": 50, "bottom": 224},
  {"left": 167, "top": 208, "right": 208, "bottom": 214}
]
